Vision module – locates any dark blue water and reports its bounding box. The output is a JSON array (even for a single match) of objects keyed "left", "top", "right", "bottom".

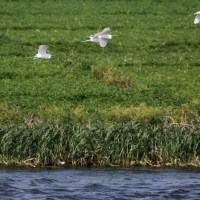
[{"left": 0, "top": 166, "right": 200, "bottom": 200}]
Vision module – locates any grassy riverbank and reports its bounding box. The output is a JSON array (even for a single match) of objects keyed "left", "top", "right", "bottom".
[
  {"left": 0, "top": 122, "right": 200, "bottom": 168},
  {"left": 1, "top": 0, "right": 200, "bottom": 167}
]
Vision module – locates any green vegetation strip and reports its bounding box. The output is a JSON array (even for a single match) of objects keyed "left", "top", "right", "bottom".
[{"left": 0, "top": 122, "right": 200, "bottom": 167}]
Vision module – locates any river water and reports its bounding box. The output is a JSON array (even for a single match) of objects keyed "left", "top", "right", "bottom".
[{"left": 0, "top": 166, "right": 200, "bottom": 199}]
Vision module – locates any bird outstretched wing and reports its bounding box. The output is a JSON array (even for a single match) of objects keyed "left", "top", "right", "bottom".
[
  {"left": 101, "top": 27, "right": 111, "bottom": 35},
  {"left": 194, "top": 14, "right": 200, "bottom": 24},
  {"left": 91, "top": 28, "right": 111, "bottom": 38},
  {"left": 38, "top": 45, "right": 49, "bottom": 55},
  {"left": 99, "top": 38, "right": 108, "bottom": 47},
  {"left": 93, "top": 32, "right": 101, "bottom": 37}
]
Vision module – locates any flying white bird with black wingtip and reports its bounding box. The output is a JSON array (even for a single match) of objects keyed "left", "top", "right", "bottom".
[
  {"left": 82, "top": 27, "right": 115, "bottom": 47},
  {"left": 33, "top": 45, "right": 53, "bottom": 59},
  {"left": 188, "top": 11, "right": 200, "bottom": 24}
]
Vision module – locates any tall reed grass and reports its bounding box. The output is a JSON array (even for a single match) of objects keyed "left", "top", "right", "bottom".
[{"left": 1, "top": 121, "right": 200, "bottom": 167}]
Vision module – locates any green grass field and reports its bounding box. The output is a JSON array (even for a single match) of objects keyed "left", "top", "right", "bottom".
[
  {"left": 1, "top": 0, "right": 200, "bottom": 166},
  {"left": 1, "top": 0, "right": 200, "bottom": 117}
]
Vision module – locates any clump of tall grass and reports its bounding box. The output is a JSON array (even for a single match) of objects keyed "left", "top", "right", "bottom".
[{"left": 91, "top": 61, "right": 135, "bottom": 88}]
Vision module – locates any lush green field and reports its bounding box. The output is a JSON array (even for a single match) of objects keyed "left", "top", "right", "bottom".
[
  {"left": 1, "top": 0, "right": 200, "bottom": 166},
  {"left": 1, "top": 0, "right": 200, "bottom": 122}
]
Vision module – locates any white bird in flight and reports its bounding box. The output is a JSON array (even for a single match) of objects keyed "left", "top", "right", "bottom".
[
  {"left": 33, "top": 45, "right": 53, "bottom": 59},
  {"left": 83, "top": 27, "right": 115, "bottom": 47},
  {"left": 188, "top": 11, "right": 200, "bottom": 24}
]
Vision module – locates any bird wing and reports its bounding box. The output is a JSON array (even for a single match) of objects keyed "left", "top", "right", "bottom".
[
  {"left": 99, "top": 38, "right": 108, "bottom": 47},
  {"left": 194, "top": 14, "right": 200, "bottom": 24},
  {"left": 101, "top": 27, "right": 111, "bottom": 35},
  {"left": 38, "top": 45, "right": 49, "bottom": 55},
  {"left": 93, "top": 32, "right": 101, "bottom": 37}
]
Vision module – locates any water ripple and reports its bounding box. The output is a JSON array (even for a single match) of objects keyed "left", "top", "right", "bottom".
[{"left": 0, "top": 167, "right": 200, "bottom": 199}]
